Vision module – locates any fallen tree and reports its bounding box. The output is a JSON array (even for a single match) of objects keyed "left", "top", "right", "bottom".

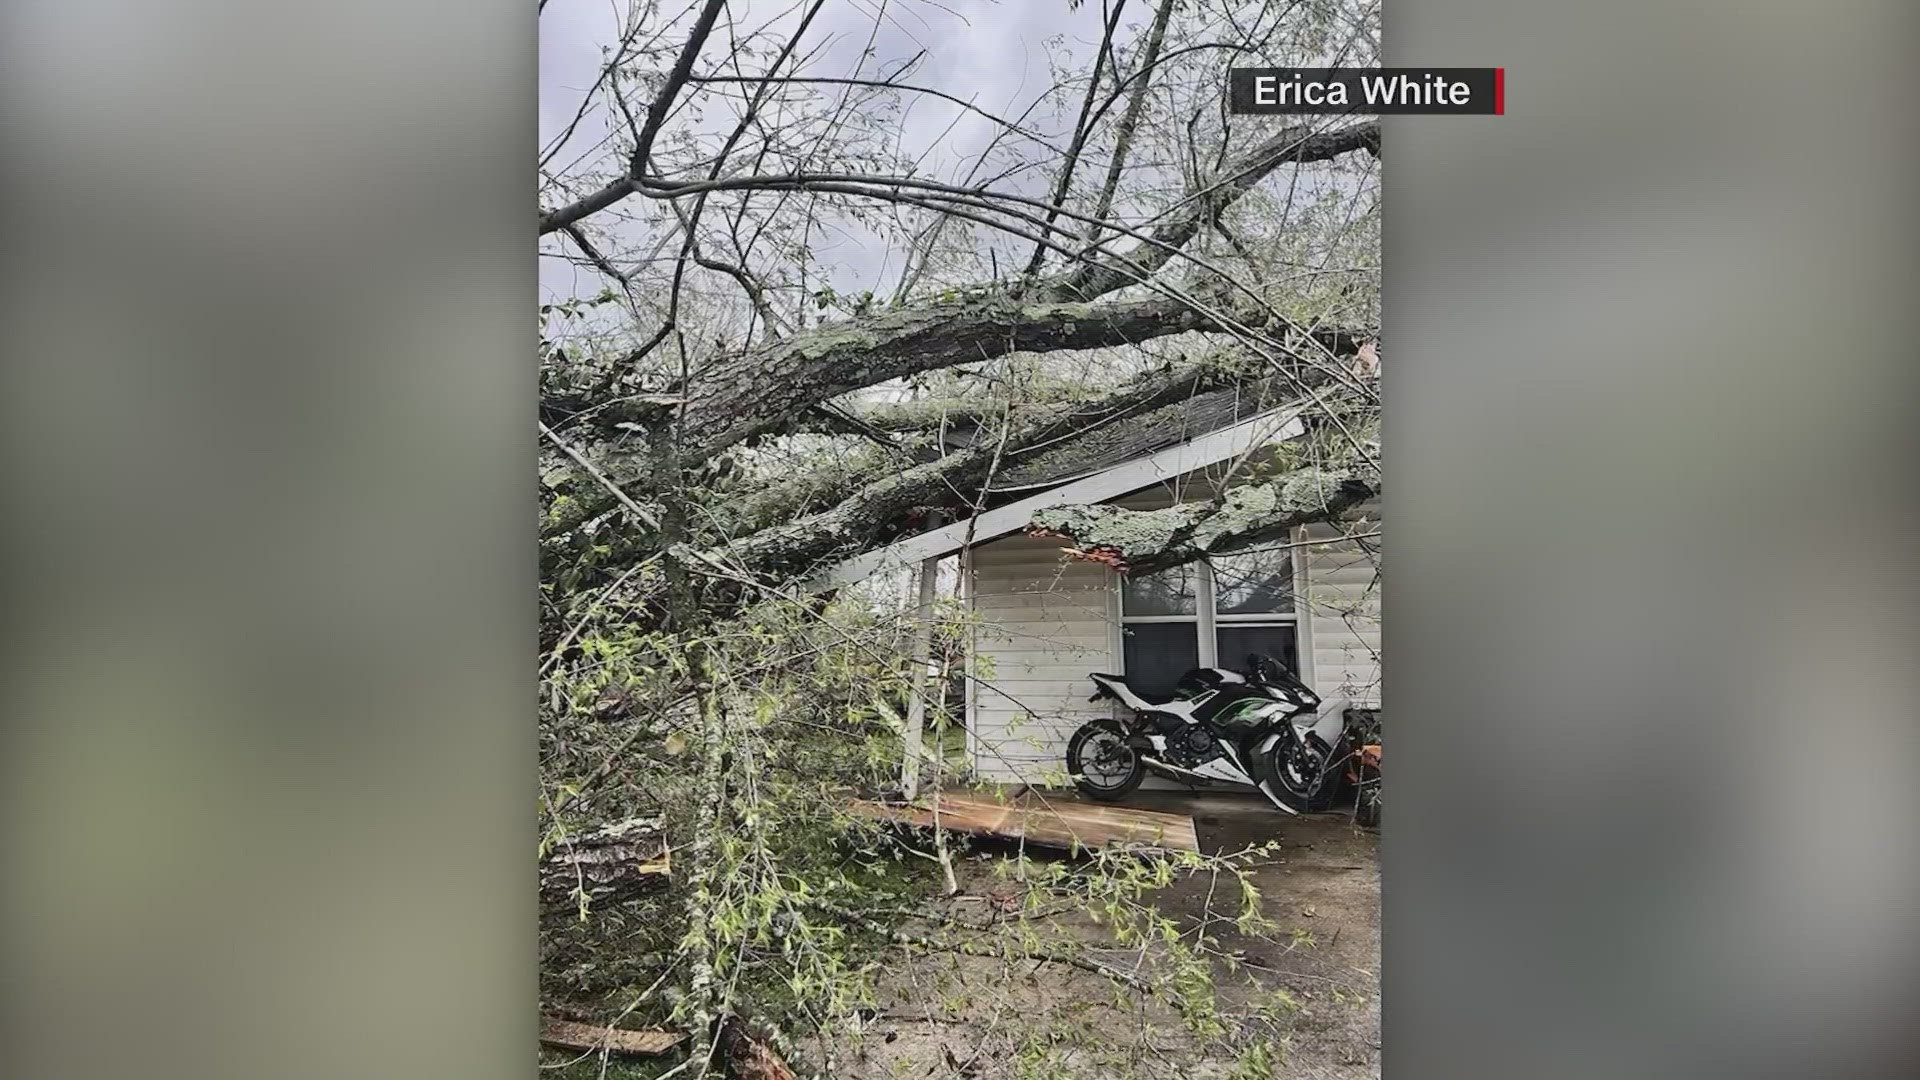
[{"left": 545, "top": 294, "right": 1371, "bottom": 458}]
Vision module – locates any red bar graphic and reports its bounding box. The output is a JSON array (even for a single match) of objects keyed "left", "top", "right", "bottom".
[{"left": 1494, "top": 68, "right": 1506, "bottom": 115}]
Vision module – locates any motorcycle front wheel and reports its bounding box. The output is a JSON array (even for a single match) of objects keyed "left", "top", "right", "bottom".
[
  {"left": 1066, "top": 719, "right": 1145, "bottom": 800},
  {"left": 1261, "top": 734, "right": 1350, "bottom": 813}
]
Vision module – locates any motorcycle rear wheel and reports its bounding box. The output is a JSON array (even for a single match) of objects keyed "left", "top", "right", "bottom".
[{"left": 1066, "top": 719, "right": 1145, "bottom": 800}]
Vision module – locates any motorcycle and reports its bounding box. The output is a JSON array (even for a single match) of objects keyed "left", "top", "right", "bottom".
[{"left": 1066, "top": 653, "right": 1353, "bottom": 814}]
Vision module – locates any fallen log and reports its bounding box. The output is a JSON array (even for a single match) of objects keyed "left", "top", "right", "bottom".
[{"left": 540, "top": 817, "right": 671, "bottom": 909}]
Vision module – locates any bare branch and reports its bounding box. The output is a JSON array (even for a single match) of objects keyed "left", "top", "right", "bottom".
[
  {"left": 1018, "top": 0, "right": 1132, "bottom": 279},
  {"left": 1083, "top": 0, "right": 1178, "bottom": 247},
  {"left": 1044, "top": 119, "right": 1380, "bottom": 302},
  {"left": 538, "top": 0, "right": 731, "bottom": 235},
  {"left": 687, "top": 74, "right": 1062, "bottom": 151}
]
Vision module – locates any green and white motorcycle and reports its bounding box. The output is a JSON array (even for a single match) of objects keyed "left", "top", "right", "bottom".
[{"left": 1068, "top": 653, "right": 1352, "bottom": 814}]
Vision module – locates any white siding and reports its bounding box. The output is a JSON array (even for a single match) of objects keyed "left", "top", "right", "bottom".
[
  {"left": 1300, "top": 518, "right": 1382, "bottom": 707},
  {"left": 965, "top": 534, "right": 1117, "bottom": 784}
]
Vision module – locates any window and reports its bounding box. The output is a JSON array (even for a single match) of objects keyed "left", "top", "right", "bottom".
[
  {"left": 1212, "top": 546, "right": 1300, "bottom": 676},
  {"left": 1119, "top": 545, "right": 1300, "bottom": 699},
  {"left": 1117, "top": 565, "right": 1199, "bottom": 700}
]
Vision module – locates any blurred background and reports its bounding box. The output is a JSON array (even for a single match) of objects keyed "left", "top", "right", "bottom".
[{"left": 1385, "top": 6, "right": 1917, "bottom": 1079}]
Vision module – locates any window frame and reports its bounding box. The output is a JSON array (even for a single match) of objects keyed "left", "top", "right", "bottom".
[{"left": 1115, "top": 532, "right": 1309, "bottom": 683}]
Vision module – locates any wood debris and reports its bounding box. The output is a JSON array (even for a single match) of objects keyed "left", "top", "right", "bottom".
[
  {"left": 539, "top": 1017, "right": 685, "bottom": 1057},
  {"left": 540, "top": 817, "right": 671, "bottom": 907},
  {"left": 850, "top": 791, "right": 1199, "bottom": 853}
]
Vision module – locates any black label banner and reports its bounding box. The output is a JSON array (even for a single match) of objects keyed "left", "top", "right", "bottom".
[{"left": 1229, "top": 67, "right": 1503, "bottom": 115}]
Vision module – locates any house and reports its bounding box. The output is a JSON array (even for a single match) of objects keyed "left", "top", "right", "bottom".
[{"left": 829, "top": 389, "right": 1381, "bottom": 788}]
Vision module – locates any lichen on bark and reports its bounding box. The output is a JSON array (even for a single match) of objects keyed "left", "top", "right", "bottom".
[
  {"left": 1031, "top": 501, "right": 1197, "bottom": 556},
  {"left": 1030, "top": 467, "right": 1374, "bottom": 572}
]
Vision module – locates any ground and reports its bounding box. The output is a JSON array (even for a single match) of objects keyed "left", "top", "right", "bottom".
[
  {"left": 1141, "top": 790, "right": 1379, "bottom": 1078},
  {"left": 542, "top": 791, "right": 1381, "bottom": 1079},
  {"left": 841, "top": 790, "right": 1380, "bottom": 1080}
]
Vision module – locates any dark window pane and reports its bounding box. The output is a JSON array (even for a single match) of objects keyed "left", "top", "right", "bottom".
[
  {"left": 1121, "top": 564, "right": 1197, "bottom": 616},
  {"left": 1121, "top": 622, "right": 1200, "bottom": 700},
  {"left": 1217, "top": 624, "right": 1299, "bottom": 679},
  {"left": 1213, "top": 548, "right": 1295, "bottom": 614}
]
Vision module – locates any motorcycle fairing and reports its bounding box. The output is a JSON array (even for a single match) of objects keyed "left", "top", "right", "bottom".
[
  {"left": 1089, "top": 672, "right": 1221, "bottom": 724},
  {"left": 1083, "top": 658, "right": 1349, "bottom": 814},
  {"left": 1087, "top": 672, "right": 1158, "bottom": 712}
]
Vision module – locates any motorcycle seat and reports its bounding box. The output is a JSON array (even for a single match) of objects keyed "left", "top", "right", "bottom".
[{"left": 1090, "top": 673, "right": 1179, "bottom": 706}]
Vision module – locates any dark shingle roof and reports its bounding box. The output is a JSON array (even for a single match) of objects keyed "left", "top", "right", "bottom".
[{"left": 989, "top": 384, "right": 1282, "bottom": 492}]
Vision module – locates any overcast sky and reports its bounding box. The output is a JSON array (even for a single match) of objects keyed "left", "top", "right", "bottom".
[{"left": 538, "top": 0, "right": 1119, "bottom": 304}]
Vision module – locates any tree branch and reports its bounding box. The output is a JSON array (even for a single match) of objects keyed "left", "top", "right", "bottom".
[
  {"left": 1029, "top": 470, "right": 1377, "bottom": 574},
  {"left": 1019, "top": 0, "right": 1131, "bottom": 279},
  {"left": 542, "top": 118, "right": 1378, "bottom": 454},
  {"left": 1083, "top": 0, "right": 1177, "bottom": 248},
  {"left": 667, "top": 297, "right": 1360, "bottom": 460},
  {"left": 703, "top": 364, "right": 1319, "bottom": 582},
  {"left": 1044, "top": 119, "right": 1380, "bottom": 302},
  {"left": 538, "top": 0, "right": 731, "bottom": 235},
  {"left": 542, "top": 296, "right": 1366, "bottom": 546}
]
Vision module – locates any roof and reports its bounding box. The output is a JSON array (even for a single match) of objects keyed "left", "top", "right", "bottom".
[{"left": 989, "top": 382, "right": 1286, "bottom": 491}]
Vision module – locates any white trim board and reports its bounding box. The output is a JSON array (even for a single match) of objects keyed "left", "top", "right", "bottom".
[{"left": 821, "top": 405, "right": 1304, "bottom": 588}]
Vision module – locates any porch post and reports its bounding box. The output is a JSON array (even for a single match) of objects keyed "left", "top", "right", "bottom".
[{"left": 900, "top": 548, "right": 942, "bottom": 800}]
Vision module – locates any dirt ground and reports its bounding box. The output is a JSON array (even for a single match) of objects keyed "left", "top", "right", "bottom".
[
  {"left": 1139, "top": 790, "right": 1380, "bottom": 1078},
  {"left": 844, "top": 790, "right": 1381, "bottom": 1079},
  {"left": 541, "top": 791, "right": 1380, "bottom": 1079}
]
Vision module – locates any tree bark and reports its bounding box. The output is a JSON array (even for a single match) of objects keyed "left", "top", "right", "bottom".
[{"left": 540, "top": 818, "right": 671, "bottom": 913}]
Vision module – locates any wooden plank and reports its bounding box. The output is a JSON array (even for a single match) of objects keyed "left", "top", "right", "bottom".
[
  {"left": 850, "top": 792, "right": 1199, "bottom": 853},
  {"left": 540, "top": 1018, "right": 686, "bottom": 1056}
]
